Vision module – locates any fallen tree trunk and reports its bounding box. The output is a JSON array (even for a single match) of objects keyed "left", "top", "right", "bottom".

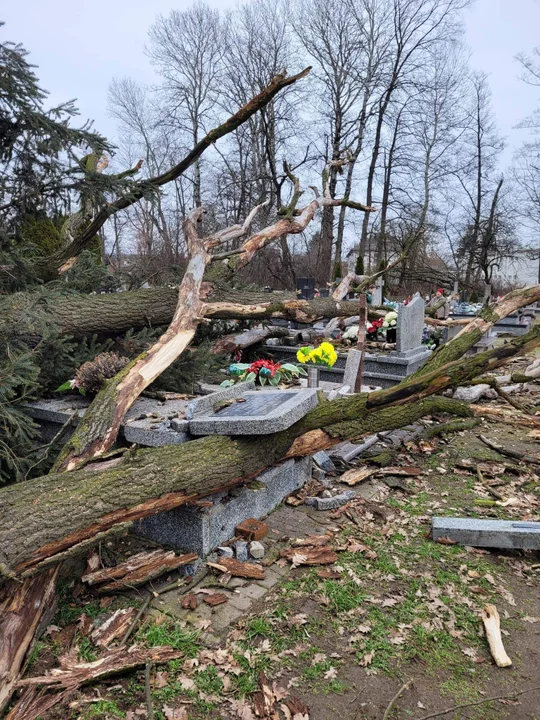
[
  {"left": 2, "top": 325, "right": 539, "bottom": 581},
  {"left": 0, "top": 287, "right": 371, "bottom": 342}
]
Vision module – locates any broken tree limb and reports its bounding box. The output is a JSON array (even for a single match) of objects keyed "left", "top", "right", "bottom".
[
  {"left": 470, "top": 404, "right": 540, "bottom": 428},
  {"left": 3, "top": 327, "right": 540, "bottom": 580},
  {"left": 479, "top": 435, "right": 540, "bottom": 465},
  {"left": 481, "top": 604, "right": 512, "bottom": 667},
  {"left": 416, "top": 685, "right": 540, "bottom": 720},
  {"left": 219, "top": 163, "right": 374, "bottom": 275},
  {"left": 0, "top": 567, "right": 60, "bottom": 713},
  {"left": 37, "top": 68, "right": 312, "bottom": 282},
  {"left": 420, "top": 418, "right": 481, "bottom": 440},
  {"left": 211, "top": 325, "right": 289, "bottom": 355},
  {"left": 82, "top": 550, "right": 198, "bottom": 593},
  {"left": 17, "top": 644, "right": 183, "bottom": 690},
  {"left": 418, "top": 285, "right": 540, "bottom": 374}
]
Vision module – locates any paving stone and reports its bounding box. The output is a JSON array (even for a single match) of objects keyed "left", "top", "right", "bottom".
[
  {"left": 227, "top": 578, "right": 246, "bottom": 589},
  {"left": 256, "top": 566, "right": 286, "bottom": 589},
  {"left": 241, "top": 583, "right": 268, "bottom": 600},
  {"left": 210, "top": 604, "right": 244, "bottom": 632},
  {"left": 227, "top": 593, "right": 253, "bottom": 611}
]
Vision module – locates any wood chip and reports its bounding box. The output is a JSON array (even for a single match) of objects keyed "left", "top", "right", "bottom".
[
  {"left": 207, "top": 558, "right": 265, "bottom": 579},
  {"left": 339, "top": 467, "right": 378, "bottom": 486},
  {"left": 203, "top": 593, "right": 228, "bottom": 607},
  {"left": 181, "top": 593, "right": 198, "bottom": 610},
  {"left": 280, "top": 546, "right": 338, "bottom": 566}
]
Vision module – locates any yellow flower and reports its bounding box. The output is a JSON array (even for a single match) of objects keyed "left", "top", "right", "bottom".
[{"left": 296, "top": 346, "right": 312, "bottom": 363}]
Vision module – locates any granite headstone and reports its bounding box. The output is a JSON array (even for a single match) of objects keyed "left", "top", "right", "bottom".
[{"left": 396, "top": 294, "right": 425, "bottom": 354}]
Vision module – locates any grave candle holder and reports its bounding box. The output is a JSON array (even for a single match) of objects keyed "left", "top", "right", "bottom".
[{"left": 307, "top": 366, "right": 320, "bottom": 388}]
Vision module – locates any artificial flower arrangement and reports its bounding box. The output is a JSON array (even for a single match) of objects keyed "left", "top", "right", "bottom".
[
  {"left": 296, "top": 341, "right": 338, "bottom": 367},
  {"left": 341, "top": 318, "right": 385, "bottom": 344},
  {"left": 382, "top": 310, "right": 397, "bottom": 330},
  {"left": 220, "top": 358, "right": 306, "bottom": 388},
  {"left": 422, "top": 326, "right": 442, "bottom": 351}
]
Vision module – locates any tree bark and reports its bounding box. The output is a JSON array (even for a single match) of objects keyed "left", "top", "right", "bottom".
[
  {"left": 2, "top": 323, "right": 539, "bottom": 581},
  {"left": 0, "top": 287, "right": 370, "bottom": 342}
]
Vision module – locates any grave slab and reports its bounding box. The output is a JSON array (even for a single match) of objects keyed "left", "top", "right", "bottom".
[
  {"left": 186, "top": 380, "right": 255, "bottom": 420},
  {"left": 22, "top": 396, "right": 192, "bottom": 447},
  {"left": 432, "top": 517, "right": 540, "bottom": 550},
  {"left": 134, "top": 456, "right": 312, "bottom": 555},
  {"left": 188, "top": 388, "right": 318, "bottom": 435}
]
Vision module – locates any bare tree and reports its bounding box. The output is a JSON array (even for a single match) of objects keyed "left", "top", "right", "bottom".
[
  {"left": 147, "top": 2, "right": 223, "bottom": 208},
  {"left": 356, "top": 0, "right": 472, "bottom": 267}
]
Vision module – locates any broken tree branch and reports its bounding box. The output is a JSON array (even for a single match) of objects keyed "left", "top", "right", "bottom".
[
  {"left": 479, "top": 435, "right": 540, "bottom": 465},
  {"left": 39, "top": 68, "right": 312, "bottom": 281}
]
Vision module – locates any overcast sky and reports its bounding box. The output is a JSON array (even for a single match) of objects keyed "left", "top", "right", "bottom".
[{"left": 3, "top": 0, "right": 540, "bottom": 164}]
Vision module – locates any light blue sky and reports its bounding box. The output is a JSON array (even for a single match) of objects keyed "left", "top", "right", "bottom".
[{"left": 3, "top": 0, "right": 540, "bottom": 162}]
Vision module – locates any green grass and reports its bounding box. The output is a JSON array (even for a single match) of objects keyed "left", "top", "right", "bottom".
[
  {"left": 77, "top": 637, "right": 97, "bottom": 663},
  {"left": 136, "top": 619, "right": 200, "bottom": 656},
  {"left": 82, "top": 700, "right": 125, "bottom": 718}
]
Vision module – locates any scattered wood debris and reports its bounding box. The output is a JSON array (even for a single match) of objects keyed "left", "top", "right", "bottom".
[
  {"left": 280, "top": 545, "right": 338, "bottom": 566},
  {"left": 82, "top": 550, "right": 198, "bottom": 593},
  {"left": 286, "top": 478, "right": 324, "bottom": 505},
  {"left": 203, "top": 593, "right": 228, "bottom": 607},
  {"left": 207, "top": 557, "right": 265, "bottom": 579},
  {"left": 10, "top": 646, "right": 183, "bottom": 720},
  {"left": 90, "top": 607, "right": 138, "bottom": 647}
]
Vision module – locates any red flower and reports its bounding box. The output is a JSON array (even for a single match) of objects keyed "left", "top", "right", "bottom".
[{"left": 248, "top": 359, "right": 282, "bottom": 377}]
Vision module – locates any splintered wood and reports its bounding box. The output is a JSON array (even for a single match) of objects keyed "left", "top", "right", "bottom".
[
  {"left": 207, "top": 557, "right": 265, "bottom": 579},
  {"left": 281, "top": 535, "right": 338, "bottom": 566},
  {"left": 82, "top": 550, "right": 198, "bottom": 593},
  {"left": 481, "top": 604, "right": 512, "bottom": 668},
  {"left": 90, "top": 607, "right": 138, "bottom": 647}
]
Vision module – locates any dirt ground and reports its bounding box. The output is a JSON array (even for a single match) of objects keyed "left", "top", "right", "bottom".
[{"left": 17, "top": 368, "right": 540, "bottom": 720}]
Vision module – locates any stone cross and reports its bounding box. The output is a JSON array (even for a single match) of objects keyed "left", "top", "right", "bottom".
[{"left": 396, "top": 294, "right": 425, "bottom": 354}]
